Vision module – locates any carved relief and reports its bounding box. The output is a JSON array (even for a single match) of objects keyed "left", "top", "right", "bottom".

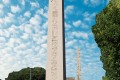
[{"left": 51, "top": 0, "right": 58, "bottom": 79}]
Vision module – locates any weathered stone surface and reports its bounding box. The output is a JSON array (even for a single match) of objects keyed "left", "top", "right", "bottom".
[{"left": 46, "top": 0, "right": 65, "bottom": 80}]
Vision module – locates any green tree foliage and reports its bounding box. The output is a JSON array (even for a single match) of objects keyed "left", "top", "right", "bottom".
[
  {"left": 6, "top": 67, "right": 45, "bottom": 80},
  {"left": 92, "top": 0, "right": 120, "bottom": 80}
]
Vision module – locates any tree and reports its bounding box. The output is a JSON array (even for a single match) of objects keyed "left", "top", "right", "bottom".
[
  {"left": 92, "top": 0, "right": 120, "bottom": 80},
  {"left": 6, "top": 67, "right": 46, "bottom": 80}
]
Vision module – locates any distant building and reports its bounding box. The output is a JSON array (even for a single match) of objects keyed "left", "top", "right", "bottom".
[{"left": 66, "top": 77, "right": 75, "bottom": 80}]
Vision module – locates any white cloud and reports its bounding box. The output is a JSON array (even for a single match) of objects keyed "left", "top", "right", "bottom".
[
  {"left": 0, "top": 29, "right": 10, "bottom": 38},
  {"left": 73, "top": 20, "right": 81, "bottom": 27},
  {"left": 65, "top": 5, "right": 74, "bottom": 15},
  {"left": 67, "top": 0, "right": 76, "bottom": 2},
  {"left": 66, "top": 40, "right": 77, "bottom": 48},
  {"left": 0, "top": 13, "right": 15, "bottom": 28},
  {"left": 41, "top": 43, "right": 47, "bottom": 49},
  {"left": 30, "top": 1, "right": 39, "bottom": 8},
  {"left": 14, "top": 43, "right": 27, "bottom": 51},
  {"left": 0, "top": 4, "right": 4, "bottom": 16},
  {"left": 22, "top": 24, "right": 33, "bottom": 33},
  {"left": 2, "top": 0, "right": 10, "bottom": 4},
  {"left": 6, "top": 38, "right": 16, "bottom": 48},
  {"left": 21, "top": 0, "right": 25, "bottom": 5},
  {"left": 0, "top": 37, "right": 6, "bottom": 43},
  {"left": 65, "top": 22, "right": 71, "bottom": 29},
  {"left": 0, "top": 18, "right": 3, "bottom": 24},
  {"left": 83, "top": 12, "right": 96, "bottom": 22},
  {"left": 0, "top": 4, "right": 3, "bottom": 9},
  {"left": 21, "top": 33, "right": 29, "bottom": 39},
  {"left": 24, "top": 11, "right": 31, "bottom": 17},
  {"left": 90, "top": 0, "right": 100, "bottom": 5},
  {"left": 84, "top": 0, "right": 102, "bottom": 6},
  {"left": 0, "top": 1, "right": 48, "bottom": 80},
  {"left": 0, "top": 10, "right": 4, "bottom": 16},
  {"left": 42, "top": 21, "right": 48, "bottom": 29},
  {"left": 29, "top": 14, "right": 41, "bottom": 26},
  {"left": 65, "top": 5, "right": 75, "bottom": 18},
  {"left": 84, "top": 12, "right": 90, "bottom": 17},
  {"left": 72, "top": 31, "right": 89, "bottom": 39},
  {"left": 33, "top": 34, "right": 47, "bottom": 45},
  {"left": 84, "top": 0, "right": 89, "bottom": 4},
  {"left": 11, "top": 5, "right": 21, "bottom": 13},
  {"left": 17, "top": 15, "right": 26, "bottom": 24},
  {"left": 8, "top": 25, "right": 18, "bottom": 33},
  {"left": 36, "top": 8, "right": 48, "bottom": 18},
  {"left": 5, "top": 13, "right": 15, "bottom": 23},
  {"left": 81, "top": 23, "right": 88, "bottom": 28}
]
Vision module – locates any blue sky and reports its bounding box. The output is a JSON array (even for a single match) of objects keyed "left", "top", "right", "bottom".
[{"left": 0, "top": 0, "right": 109, "bottom": 80}]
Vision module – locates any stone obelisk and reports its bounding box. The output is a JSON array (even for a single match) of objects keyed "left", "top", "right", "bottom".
[
  {"left": 46, "top": 0, "right": 65, "bottom": 80},
  {"left": 77, "top": 49, "right": 81, "bottom": 80}
]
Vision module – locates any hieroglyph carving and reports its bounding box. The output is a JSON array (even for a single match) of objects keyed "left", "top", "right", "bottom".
[{"left": 51, "top": 0, "right": 58, "bottom": 80}]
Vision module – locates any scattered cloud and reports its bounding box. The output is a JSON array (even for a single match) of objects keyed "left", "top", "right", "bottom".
[
  {"left": 83, "top": 12, "right": 96, "bottom": 22},
  {"left": 36, "top": 8, "right": 48, "bottom": 18},
  {"left": 73, "top": 20, "right": 81, "bottom": 27},
  {"left": 2, "top": 0, "right": 10, "bottom": 4},
  {"left": 21, "top": 33, "right": 29, "bottom": 39},
  {"left": 66, "top": 39, "right": 77, "bottom": 48},
  {"left": 29, "top": 14, "right": 41, "bottom": 26},
  {"left": 84, "top": 0, "right": 103, "bottom": 6},
  {"left": 65, "top": 5, "right": 74, "bottom": 16},
  {"left": 81, "top": 23, "right": 89, "bottom": 29},
  {"left": 72, "top": 31, "right": 89, "bottom": 39},
  {"left": 21, "top": 0, "right": 25, "bottom": 5},
  {"left": 0, "top": 4, "right": 4, "bottom": 16},
  {"left": 30, "top": 1, "right": 39, "bottom": 8},
  {"left": 65, "top": 22, "right": 71, "bottom": 30},
  {"left": 84, "top": 0, "right": 89, "bottom": 5},
  {"left": 24, "top": 11, "right": 31, "bottom": 17},
  {"left": 0, "top": 37, "right": 6, "bottom": 43},
  {"left": 0, "top": 13, "right": 15, "bottom": 28},
  {"left": 67, "top": 0, "right": 76, "bottom": 2},
  {"left": 91, "top": 0, "right": 101, "bottom": 5},
  {"left": 11, "top": 5, "right": 21, "bottom": 13},
  {"left": 0, "top": 1, "right": 47, "bottom": 79},
  {"left": 0, "top": 4, "right": 3, "bottom": 9}
]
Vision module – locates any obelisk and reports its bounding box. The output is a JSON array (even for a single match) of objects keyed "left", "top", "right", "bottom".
[
  {"left": 77, "top": 49, "right": 81, "bottom": 80},
  {"left": 46, "top": 0, "right": 65, "bottom": 80}
]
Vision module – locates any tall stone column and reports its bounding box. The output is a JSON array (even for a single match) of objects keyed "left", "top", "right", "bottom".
[
  {"left": 46, "top": 0, "right": 65, "bottom": 80},
  {"left": 77, "top": 49, "right": 81, "bottom": 80}
]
